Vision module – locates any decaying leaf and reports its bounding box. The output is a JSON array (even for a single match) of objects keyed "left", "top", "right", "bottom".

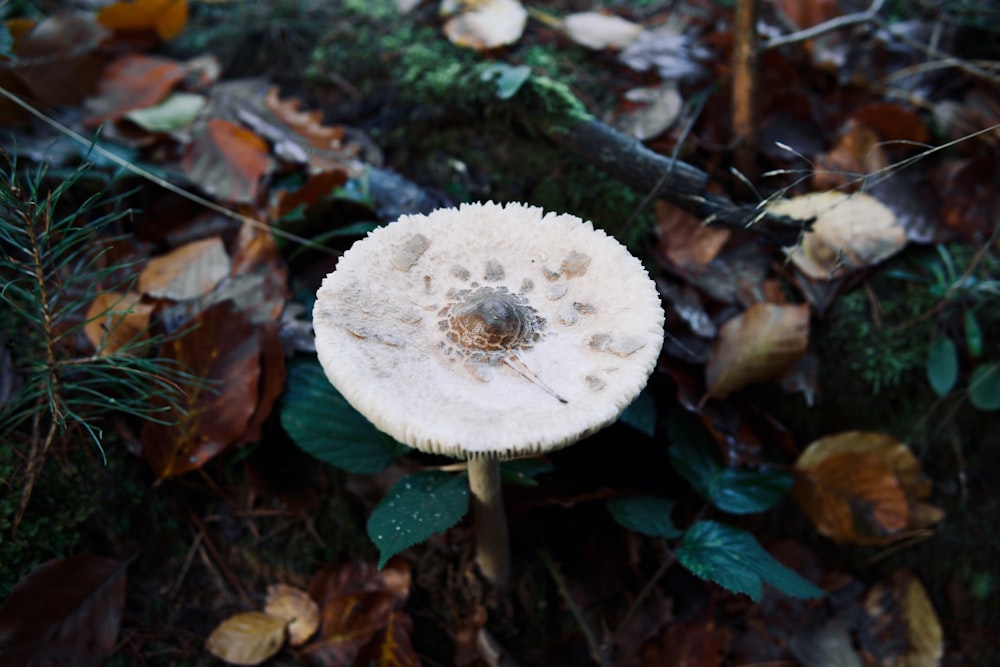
[
  {"left": 0, "top": 554, "right": 128, "bottom": 667},
  {"left": 84, "top": 53, "right": 188, "bottom": 127},
  {"left": 205, "top": 611, "right": 287, "bottom": 666},
  {"left": 264, "top": 584, "right": 319, "bottom": 647},
  {"left": 812, "top": 119, "right": 888, "bottom": 191},
  {"left": 84, "top": 291, "right": 155, "bottom": 356},
  {"left": 440, "top": 0, "right": 527, "bottom": 50},
  {"left": 98, "top": 0, "right": 188, "bottom": 41},
  {"left": 141, "top": 301, "right": 261, "bottom": 478},
  {"left": 704, "top": 302, "right": 810, "bottom": 400},
  {"left": 181, "top": 118, "right": 274, "bottom": 204},
  {"left": 563, "top": 11, "right": 642, "bottom": 50},
  {"left": 859, "top": 571, "right": 943, "bottom": 667},
  {"left": 138, "top": 236, "right": 231, "bottom": 301},
  {"left": 770, "top": 191, "right": 906, "bottom": 280},
  {"left": 655, "top": 200, "right": 731, "bottom": 268},
  {"left": 792, "top": 431, "right": 944, "bottom": 544}
]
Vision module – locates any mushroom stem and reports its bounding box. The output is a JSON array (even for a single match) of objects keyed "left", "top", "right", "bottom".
[{"left": 468, "top": 458, "right": 511, "bottom": 587}]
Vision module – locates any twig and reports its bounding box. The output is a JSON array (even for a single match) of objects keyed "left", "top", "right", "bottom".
[
  {"left": 537, "top": 549, "right": 612, "bottom": 667},
  {"left": 764, "top": 0, "right": 887, "bottom": 50},
  {"left": 607, "top": 541, "right": 678, "bottom": 656},
  {"left": 732, "top": 0, "right": 760, "bottom": 187}
]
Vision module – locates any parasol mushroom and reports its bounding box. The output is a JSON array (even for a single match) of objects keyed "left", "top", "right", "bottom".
[{"left": 313, "top": 201, "right": 664, "bottom": 586}]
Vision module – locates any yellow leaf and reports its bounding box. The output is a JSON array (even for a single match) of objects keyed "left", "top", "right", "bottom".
[
  {"left": 205, "top": 611, "right": 286, "bottom": 666},
  {"left": 264, "top": 584, "right": 320, "bottom": 647},
  {"left": 84, "top": 291, "right": 154, "bottom": 356},
  {"left": 137, "top": 236, "right": 230, "bottom": 301},
  {"left": 98, "top": 0, "right": 188, "bottom": 41}
]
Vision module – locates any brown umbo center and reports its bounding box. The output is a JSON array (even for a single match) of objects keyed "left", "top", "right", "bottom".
[{"left": 440, "top": 287, "right": 543, "bottom": 358}]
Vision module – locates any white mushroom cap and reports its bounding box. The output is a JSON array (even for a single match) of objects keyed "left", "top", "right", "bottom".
[{"left": 313, "top": 201, "right": 665, "bottom": 459}]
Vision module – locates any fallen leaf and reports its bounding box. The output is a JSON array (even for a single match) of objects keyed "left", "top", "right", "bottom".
[
  {"left": 812, "top": 119, "right": 888, "bottom": 191},
  {"left": 0, "top": 554, "right": 128, "bottom": 667},
  {"left": 124, "top": 91, "right": 206, "bottom": 132},
  {"left": 138, "top": 236, "right": 231, "bottom": 301},
  {"left": 655, "top": 200, "right": 731, "bottom": 268},
  {"left": 441, "top": 0, "right": 527, "bottom": 50},
  {"left": 84, "top": 53, "right": 188, "bottom": 127},
  {"left": 353, "top": 610, "right": 420, "bottom": 667},
  {"left": 792, "top": 431, "right": 943, "bottom": 544},
  {"left": 859, "top": 571, "right": 943, "bottom": 667},
  {"left": 264, "top": 584, "right": 320, "bottom": 647},
  {"left": 98, "top": 0, "right": 188, "bottom": 41},
  {"left": 705, "top": 303, "right": 810, "bottom": 400},
  {"left": 84, "top": 291, "right": 155, "bottom": 356},
  {"left": 181, "top": 118, "right": 274, "bottom": 204},
  {"left": 770, "top": 191, "right": 906, "bottom": 280},
  {"left": 141, "top": 301, "right": 261, "bottom": 478},
  {"left": 617, "top": 82, "right": 683, "bottom": 140},
  {"left": 263, "top": 87, "right": 350, "bottom": 173},
  {"left": 639, "top": 621, "right": 728, "bottom": 667},
  {"left": 205, "top": 611, "right": 287, "bottom": 666},
  {"left": 563, "top": 11, "right": 642, "bottom": 50}
]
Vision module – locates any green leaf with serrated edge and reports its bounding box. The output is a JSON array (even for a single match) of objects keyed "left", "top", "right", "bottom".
[
  {"left": 620, "top": 387, "right": 656, "bottom": 436},
  {"left": 668, "top": 410, "right": 793, "bottom": 514},
  {"left": 281, "top": 360, "right": 408, "bottom": 473},
  {"left": 927, "top": 336, "right": 958, "bottom": 397},
  {"left": 607, "top": 496, "right": 682, "bottom": 539},
  {"left": 676, "top": 521, "right": 825, "bottom": 601},
  {"left": 368, "top": 470, "right": 470, "bottom": 568},
  {"left": 969, "top": 363, "right": 1000, "bottom": 411},
  {"left": 500, "top": 458, "right": 554, "bottom": 487},
  {"left": 965, "top": 310, "right": 983, "bottom": 359}
]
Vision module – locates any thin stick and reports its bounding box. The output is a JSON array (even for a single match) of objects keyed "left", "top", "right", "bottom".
[
  {"left": 732, "top": 0, "right": 760, "bottom": 188},
  {"left": 468, "top": 458, "right": 511, "bottom": 587},
  {"left": 537, "top": 549, "right": 612, "bottom": 667},
  {"left": 764, "top": 0, "right": 886, "bottom": 50}
]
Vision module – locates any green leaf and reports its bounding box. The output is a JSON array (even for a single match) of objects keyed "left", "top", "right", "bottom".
[
  {"left": 668, "top": 412, "right": 793, "bottom": 514},
  {"left": 480, "top": 64, "right": 532, "bottom": 100},
  {"left": 125, "top": 93, "right": 206, "bottom": 132},
  {"left": 676, "top": 521, "right": 825, "bottom": 602},
  {"left": 281, "top": 360, "right": 408, "bottom": 473},
  {"left": 926, "top": 336, "right": 958, "bottom": 397},
  {"left": 367, "top": 470, "right": 470, "bottom": 567},
  {"left": 500, "top": 458, "right": 554, "bottom": 487},
  {"left": 620, "top": 388, "right": 656, "bottom": 436},
  {"left": 965, "top": 311, "right": 983, "bottom": 359},
  {"left": 607, "top": 496, "right": 682, "bottom": 539},
  {"left": 969, "top": 363, "right": 1000, "bottom": 411}
]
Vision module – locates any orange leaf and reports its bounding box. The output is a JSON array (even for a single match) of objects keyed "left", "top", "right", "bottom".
[
  {"left": 84, "top": 53, "right": 187, "bottom": 127},
  {"left": 655, "top": 200, "right": 731, "bottom": 268},
  {"left": 813, "top": 119, "right": 888, "bottom": 191},
  {"left": 704, "top": 302, "right": 809, "bottom": 400},
  {"left": 140, "top": 301, "right": 261, "bottom": 478},
  {"left": 84, "top": 291, "right": 154, "bottom": 356},
  {"left": 264, "top": 584, "right": 319, "bottom": 647},
  {"left": 137, "top": 236, "right": 231, "bottom": 301},
  {"left": 792, "top": 431, "right": 943, "bottom": 544},
  {"left": 205, "top": 611, "right": 286, "bottom": 666},
  {"left": 181, "top": 119, "right": 274, "bottom": 204},
  {"left": 98, "top": 0, "right": 188, "bottom": 41}
]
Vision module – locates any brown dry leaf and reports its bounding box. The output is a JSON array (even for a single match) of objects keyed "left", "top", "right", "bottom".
[
  {"left": 0, "top": 14, "right": 108, "bottom": 124},
  {"left": 440, "top": 0, "right": 527, "bottom": 50},
  {"left": 84, "top": 291, "right": 154, "bottom": 356},
  {"left": 141, "top": 301, "right": 261, "bottom": 478},
  {"left": 813, "top": 119, "right": 888, "bottom": 191},
  {"left": 0, "top": 554, "right": 128, "bottom": 667},
  {"left": 84, "top": 53, "right": 188, "bottom": 127},
  {"left": 563, "top": 11, "right": 642, "bottom": 50},
  {"left": 655, "top": 200, "right": 731, "bottom": 268},
  {"left": 792, "top": 431, "right": 943, "bottom": 544},
  {"left": 98, "top": 0, "right": 188, "bottom": 41},
  {"left": 853, "top": 102, "right": 929, "bottom": 145},
  {"left": 138, "top": 236, "right": 230, "bottom": 301},
  {"left": 354, "top": 610, "right": 420, "bottom": 667},
  {"left": 263, "top": 87, "right": 348, "bottom": 171},
  {"left": 264, "top": 584, "right": 319, "bottom": 647},
  {"left": 181, "top": 119, "right": 274, "bottom": 204},
  {"left": 860, "top": 571, "right": 943, "bottom": 667},
  {"left": 704, "top": 302, "right": 810, "bottom": 400},
  {"left": 638, "top": 620, "right": 728, "bottom": 667},
  {"left": 205, "top": 611, "right": 286, "bottom": 666},
  {"left": 770, "top": 191, "right": 906, "bottom": 280}
]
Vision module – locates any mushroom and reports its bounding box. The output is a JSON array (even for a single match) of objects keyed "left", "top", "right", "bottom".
[{"left": 313, "top": 201, "right": 664, "bottom": 586}]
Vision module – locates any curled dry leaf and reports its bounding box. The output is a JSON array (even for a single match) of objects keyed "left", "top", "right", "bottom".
[
  {"left": 769, "top": 191, "right": 906, "bottom": 280},
  {"left": 97, "top": 0, "right": 188, "bottom": 41},
  {"left": 84, "top": 291, "right": 154, "bottom": 356},
  {"left": 181, "top": 118, "right": 274, "bottom": 204},
  {"left": 860, "top": 571, "right": 943, "bottom": 667},
  {"left": 205, "top": 611, "right": 287, "bottom": 666},
  {"left": 563, "top": 11, "right": 642, "bottom": 50},
  {"left": 704, "top": 302, "right": 810, "bottom": 400},
  {"left": 792, "top": 431, "right": 944, "bottom": 545},
  {"left": 138, "top": 236, "right": 231, "bottom": 301},
  {"left": 440, "top": 0, "right": 527, "bottom": 50},
  {"left": 264, "top": 584, "right": 319, "bottom": 647}
]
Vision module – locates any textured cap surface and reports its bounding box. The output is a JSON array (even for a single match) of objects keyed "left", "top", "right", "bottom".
[{"left": 313, "top": 201, "right": 664, "bottom": 459}]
